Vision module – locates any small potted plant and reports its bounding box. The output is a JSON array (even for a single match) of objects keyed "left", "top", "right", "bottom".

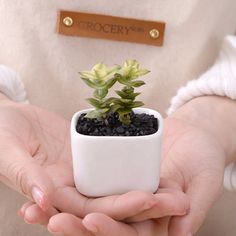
[{"left": 71, "top": 60, "right": 163, "bottom": 197}]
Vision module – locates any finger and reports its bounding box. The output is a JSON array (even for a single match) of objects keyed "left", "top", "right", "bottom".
[
  {"left": 54, "top": 187, "right": 157, "bottom": 220},
  {"left": 83, "top": 213, "right": 137, "bottom": 236},
  {"left": 168, "top": 172, "right": 223, "bottom": 236},
  {"left": 158, "top": 178, "right": 182, "bottom": 191},
  {"left": 23, "top": 204, "right": 59, "bottom": 225},
  {"left": 125, "top": 189, "right": 189, "bottom": 222},
  {"left": 18, "top": 201, "right": 34, "bottom": 218},
  {"left": 83, "top": 213, "right": 170, "bottom": 236},
  {"left": 0, "top": 140, "right": 54, "bottom": 211},
  {"left": 48, "top": 213, "right": 93, "bottom": 236}
]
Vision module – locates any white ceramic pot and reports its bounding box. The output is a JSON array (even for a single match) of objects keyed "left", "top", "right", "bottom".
[{"left": 71, "top": 107, "right": 163, "bottom": 197}]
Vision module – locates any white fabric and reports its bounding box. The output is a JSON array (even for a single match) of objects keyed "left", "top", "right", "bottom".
[
  {"left": 167, "top": 35, "right": 236, "bottom": 191},
  {"left": 1, "top": 1, "right": 236, "bottom": 119},
  {"left": 224, "top": 164, "right": 236, "bottom": 191},
  {"left": 224, "top": 163, "right": 236, "bottom": 191},
  {"left": 167, "top": 35, "right": 236, "bottom": 115},
  {"left": 0, "top": 65, "right": 28, "bottom": 103}
]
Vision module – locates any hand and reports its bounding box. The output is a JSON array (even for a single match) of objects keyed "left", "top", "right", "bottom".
[
  {"left": 19, "top": 179, "right": 189, "bottom": 236},
  {"left": 44, "top": 96, "right": 229, "bottom": 236},
  {"left": 161, "top": 96, "right": 236, "bottom": 235},
  {"left": 38, "top": 96, "right": 229, "bottom": 236},
  {"left": 46, "top": 212, "right": 171, "bottom": 236},
  {"left": 0, "top": 99, "right": 189, "bottom": 228},
  {"left": 48, "top": 96, "right": 236, "bottom": 236}
]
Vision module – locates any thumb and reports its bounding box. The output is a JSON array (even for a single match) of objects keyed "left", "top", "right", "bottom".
[
  {"left": 0, "top": 144, "right": 54, "bottom": 211},
  {"left": 168, "top": 172, "right": 223, "bottom": 236}
]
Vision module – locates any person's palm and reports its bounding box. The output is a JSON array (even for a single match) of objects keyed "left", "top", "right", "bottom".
[
  {"left": 0, "top": 101, "right": 189, "bottom": 226},
  {"left": 40, "top": 116, "right": 226, "bottom": 236},
  {"left": 161, "top": 116, "right": 226, "bottom": 235},
  {"left": 0, "top": 100, "right": 80, "bottom": 211},
  {"left": 16, "top": 113, "right": 196, "bottom": 236},
  {"left": 0, "top": 101, "right": 157, "bottom": 217}
]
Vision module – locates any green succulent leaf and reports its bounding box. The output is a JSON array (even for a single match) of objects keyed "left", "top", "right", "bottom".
[
  {"left": 122, "top": 66, "right": 137, "bottom": 80},
  {"left": 119, "top": 115, "right": 131, "bottom": 125},
  {"left": 80, "top": 63, "right": 121, "bottom": 83},
  {"left": 93, "top": 78, "right": 106, "bottom": 87},
  {"left": 116, "top": 75, "right": 129, "bottom": 85},
  {"left": 92, "top": 63, "right": 108, "bottom": 78},
  {"left": 119, "top": 98, "right": 133, "bottom": 104},
  {"left": 106, "top": 77, "right": 117, "bottom": 89},
  {"left": 85, "top": 110, "right": 102, "bottom": 119},
  {"left": 79, "top": 71, "right": 96, "bottom": 80},
  {"left": 86, "top": 98, "right": 102, "bottom": 108},
  {"left": 110, "top": 104, "right": 123, "bottom": 113},
  {"left": 120, "top": 60, "right": 150, "bottom": 81},
  {"left": 117, "top": 108, "right": 132, "bottom": 115},
  {"left": 114, "top": 73, "right": 122, "bottom": 80},
  {"left": 133, "top": 69, "right": 150, "bottom": 77},
  {"left": 124, "top": 60, "right": 139, "bottom": 69},
  {"left": 93, "top": 69, "right": 105, "bottom": 80},
  {"left": 111, "top": 99, "right": 122, "bottom": 106},
  {"left": 117, "top": 108, "right": 132, "bottom": 125},
  {"left": 131, "top": 101, "right": 144, "bottom": 108},
  {"left": 130, "top": 80, "right": 145, "bottom": 87},
  {"left": 85, "top": 108, "right": 110, "bottom": 119},
  {"left": 129, "top": 92, "right": 141, "bottom": 99},
  {"left": 115, "top": 90, "right": 127, "bottom": 99},
  {"left": 81, "top": 77, "right": 97, "bottom": 89},
  {"left": 93, "top": 88, "right": 108, "bottom": 99},
  {"left": 106, "top": 65, "right": 122, "bottom": 77},
  {"left": 92, "top": 63, "right": 121, "bottom": 80},
  {"left": 92, "top": 63, "right": 107, "bottom": 71},
  {"left": 116, "top": 90, "right": 140, "bottom": 100},
  {"left": 103, "top": 97, "right": 118, "bottom": 105},
  {"left": 122, "top": 86, "right": 134, "bottom": 94}
]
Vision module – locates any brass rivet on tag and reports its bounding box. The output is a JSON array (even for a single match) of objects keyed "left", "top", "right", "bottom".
[
  {"left": 63, "top": 17, "right": 74, "bottom": 27},
  {"left": 149, "top": 29, "right": 160, "bottom": 39}
]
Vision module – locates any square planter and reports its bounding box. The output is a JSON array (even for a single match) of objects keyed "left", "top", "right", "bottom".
[{"left": 71, "top": 107, "right": 163, "bottom": 197}]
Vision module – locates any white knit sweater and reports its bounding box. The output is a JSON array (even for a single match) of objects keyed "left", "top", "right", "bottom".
[
  {"left": 168, "top": 35, "right": 236, "bottom": 114},
  {"left": 0, "top": 65, "right": 28, "bottom": 103}
]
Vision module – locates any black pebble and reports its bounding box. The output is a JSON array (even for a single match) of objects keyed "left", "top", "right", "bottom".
[
  {"left": 116, "top": 126, "right": 125, "bottom": 134},
  {"left": 76, "top": 112, "right": 158, "bottom": 136}
]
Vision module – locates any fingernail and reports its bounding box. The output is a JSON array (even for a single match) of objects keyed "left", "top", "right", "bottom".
[
  {"left": 31, "top": 187, "right": 45, "bottom": 210},
  {"left": 24, "top": 216, "right": 33, "bottom": 224},
  {"left": 83, "top": 219, "right": 99, "bottom": 233},
  {"left": 18, "top": 204, "right": 28, "bottom": 218},
  {"left": 24, "top": 208, "right": 34, "bottom": 224}
]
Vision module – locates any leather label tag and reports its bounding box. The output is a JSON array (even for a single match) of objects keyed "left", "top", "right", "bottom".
[{"left": 57, "top": 10, "right": 165, "bottom": 46}]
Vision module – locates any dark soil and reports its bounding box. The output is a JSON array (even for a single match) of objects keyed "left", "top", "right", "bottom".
[{"left": 76, "top": 112, "right": 158, "bottom": 136}]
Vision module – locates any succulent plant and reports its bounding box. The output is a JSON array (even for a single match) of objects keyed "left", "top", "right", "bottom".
[
  {"left": 112, "top": 60, "right": 150, "bottom": 125},
  {"left": 79, "top": 63, "right": 121, "bottom": 119},
  {"left": 79, "top": 60, "right": 149, "bottom": 125}
]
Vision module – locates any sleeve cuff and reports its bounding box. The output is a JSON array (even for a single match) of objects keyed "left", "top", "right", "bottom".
[
  {"left": 167, "top": 35, "right": 236, "bottom": 115},
  {"left": 0, "top": 65, "right": 28, "bottom": 103},
  {"left": 224, "top": 163, "right": 236, "bottom": 191}
]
